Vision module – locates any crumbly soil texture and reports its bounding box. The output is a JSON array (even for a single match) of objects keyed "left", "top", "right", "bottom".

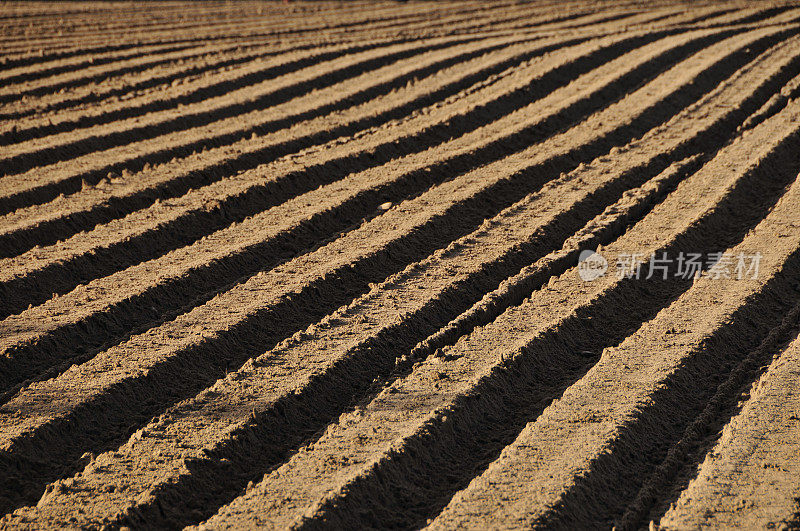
[{"left": 1, "top": 1, "right": 800, "bottom": 529}]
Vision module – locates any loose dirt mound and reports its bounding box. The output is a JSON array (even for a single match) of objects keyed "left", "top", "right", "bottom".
[{"left": 1, "top": 1, "right": 800, "bottom": 528}]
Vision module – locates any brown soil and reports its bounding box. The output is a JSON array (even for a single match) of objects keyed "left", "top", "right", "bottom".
[{"left": 1, "top": 1, "right": 800, "bottom": 528}]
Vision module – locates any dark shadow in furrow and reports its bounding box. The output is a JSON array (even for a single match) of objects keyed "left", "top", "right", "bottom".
[
  {"left": 0, "top": 25, "right": 710, "bottom": 217},
  {"left": 617, "top": 303, "right": 800, "bottom": 529},
  {"left": 0, "top": 1, "right": 528, "bottom": 74},
  {"left": 0, "top": 145, "right": 601, "bottom": 516},
  {"left": 0, "top": 7, "right": 726, "bottom": 126},
  {"left": 0, "top": 41, "right": 326, "bottom": 122},
  {"left": 0, "top": 43, "right": 198, "bottom": 89},
  {"left": 0, "top": 13, "right": 453, "bottom": 76},
  {"left": 741, "top": 77, "right": 800, "bottom": 132},
  {"left": 525, "top": 145, "right": 800, "bottom": 531},
  {"left": 300, "top": 118, "right": 800, "bottom": 531},
  {"left": 676, "top": 8, "right": 740, "bottom": 26},
  {"left": 0, "top": 25, "right": 735, "bottom": 292},
  {"left": 0, "top": 8, "right": 596, "bottom": 134},
  {"left": 0, "top": 17, "right": 441, "bottom": 107},
  {"left": 0, "top": 26, "right": 736, "bottom": 388},
  {"left": 722, "top": 5, "right": 798, "bottom": 26},
  {"left": 0, "top": 25, "right": 779, "bottom": 399},
  {"left": 4, "top": 0, "right": 577, "bottom": 55},
  {"left": 0, "top": 11, "right": 421, "bottom": 59},
  {"left": 0, "top": 31, "right": 525, "bottom": 147},
  {"left": 513, "top": 10, "right": 639, "bottom": 32},
  {"left": 0, "top": 4, "right": 456, "bottom": 60},
  {"left": 0, "top": 34, "right": 636, "bottom": 389},
  {"left": 0, "top": 6, "right": 117, "bottom": 22},
  {"left": 0, "top": 46, "right": 381, "bottom": 146},
  {"left": 0, "top": 37, "right": 482, "bottom": 178},
  {"left": 0, "top": 11, "right": 518, "bottom": 122},
  {"left": 0, "top": 0, "right": 538, "bottom": 106},
  {"left": 3, "top": 35, "right": 622, "bottom": 255},
  {"left": 0, "top": 40, "right": 407, "bottom": 144},
  {"left": 407, "top": 161, "right": 703, "bottom": 364},
  {"left": 0, "top": 28, "right": 788, "bottom": 518},
  {"left": 0, "top": 44, "right": 317, "bottom": 127},
  {"left": 0, "top": 7, "right": 421, "bottom": 54},
  {"left": 406, "top": 45, "right": 800, "bottom": 366},
  {"left": 100, "top": 144, "right": 705, "bottom": 530},
  {"left": 0, "top": 8, "right": 455, "bottom": 106},
  {"left": 0, "top": 41, "right": 201, "bottom": 71},
  {"left": 0, "top": 34, "right": 595, "bottom": 313},
  {"left": 0, "top": 4, "right": 307, "bottom": 34},
  {"left": 409, "top": 6, "right": 592, "bottom": 36},
  {"left": 544, "top": 280, "right": 800, "bottom": 524},
  {"left": 0, "top": 41, "right": 390, "bottom": 123}
]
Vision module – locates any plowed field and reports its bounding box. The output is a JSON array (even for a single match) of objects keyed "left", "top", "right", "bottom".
[{"left": 2, "top": 1, "right": 800, "bottom": 528}]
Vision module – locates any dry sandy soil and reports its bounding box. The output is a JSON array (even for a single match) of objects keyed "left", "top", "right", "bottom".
[{"left": 1, "top": 0, "right": 800, "bottom": 528}]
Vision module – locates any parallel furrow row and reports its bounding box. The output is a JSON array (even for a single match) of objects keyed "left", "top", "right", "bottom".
[
  {"left": 1, "top": 22, "right": 798, "bottom": 522},
  {"left": 0, "top": 1, "right": 538, "bottom": 104},
  {"left": 3, "top": 5, "right": 800, "bottom": 528},
  {"left": 209, "top": 96, "right": 800, "bottom": 531},
  {"left": 0, "top": 28, "right": 711, "bottom": 317},
  {"left": 426, "top": 104, "right": 800, "bottom": 529},
  {"left": 0, "top": 5, "right": 774, "bottom": 126},
  {"left": 1, "top": 24, "right": 780, "bottom": 393},
  {"left": 659, "top": 325, "right": 800, "bottom": 529}
]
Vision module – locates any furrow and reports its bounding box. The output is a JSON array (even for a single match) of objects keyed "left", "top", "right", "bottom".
[
  {"left": 0, "top": 35, "right": 483, "bottom": 177},
  {"left": 0, "top": 3, "right": 508, "bottom": 105},
  {"left": 413, "top": 36, "right": 800, "bottom": 363},
  {"left": 0, "top": 40, "right": 394, "bottom": 143},
  {"left": 0, "top": 40, "right": 380, "bottom": 123},
  {"left": 0, "top": 34, "right": 485, "bottom": 213},
  {"left": 0, "top": 31, "right": 528, "bottom": 159},
  {"left": 0, "top": 41, "right": 203, "bottom": 88},
  {"left": 0, "top": 4, "right": 734, "bottom": 123},
  {"left": 0, "top": 1, "right": 653, "bottom": 120},
  {"left": 0, "top": 3, "right": 452, "bottom": 52},
  {"left": 0, "top": 24, "right": 767, "bottom": 394},
  {"left": 717, "top": 4, "right": 799, "bottom": 26},
  {"left": 740, "top": 65, "right": 800, "bottom": 131},
  {"left": 0, "top": 10, "right": 780, "bottom": 221},
  {"left": 0, "top": 153, "right": 702, "bottom": 528},
  {"left": 0, "top": 1, "right": 520, "bottom": 92},
  {"left": 0, "top": 21, "right": 776, "bottom": 270},
  {"left": 0, "top": 2, "right": 432, "bottom": 32},
  {"left": 0, "top": 3, "right": 432, "bottom": 44},
  {"left": 686, "top": 4, "right": 796, "bottom": 29},
  {"left": 0, "top": 1, "right": 547, "bottom": 60},
  {"left": 0, "top": 27, "right": 679, "bottom": 236},
  {"left": 0, "top": 23, "right": 782, "bottom": 515},
  {"left": 0, "top": 40, "right": 345, "bottom": 128},
  {"left": 425, "top": 105, "right": 800, "bottom": 531},
  {"left": 616, "top": 302, "right": 800, "bottom": 529},
  {"left": 0, "top": 9, "right": 563, "bottom": 123},
  {"left": 4, "top": 6, "right": 800, "bottom": 524},
  {"left": 0, "top": 30, "right": 660, "bottom": 314},
  {"left": 0, "top": 39, "right": 258, "bottom": 78},
  {"left": 0, "top": 13, "right": 500, "bottom": 62},
  {"left": 659, "top": 328, "right": 800, "bottom": 530},
  {"left": 0, "top": 4, "right": 655, "bottom": 166},
  {"left": 0, "top": 4, "right": 648, "bottom": 166},
  {"left": 0, "top": 0, "right": 462, "bottom": 83},
  {"left": 0, "top": 33, "right": 619, "bottom": 373},
  {"left": 198, "top": 78, "right": 800, "bottom": 531}
]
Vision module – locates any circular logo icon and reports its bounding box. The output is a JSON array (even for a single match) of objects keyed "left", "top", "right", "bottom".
[{"left": 578, "top": 249, "right": 608, "bottom": 281}]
